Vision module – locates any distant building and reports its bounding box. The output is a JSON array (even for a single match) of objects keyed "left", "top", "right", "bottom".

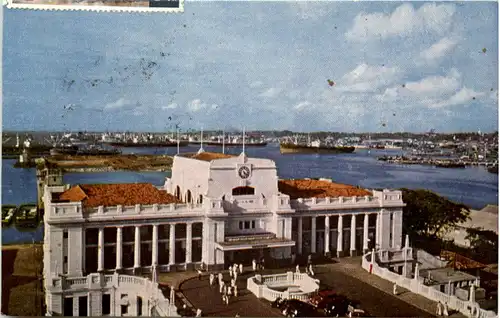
[{"left": 42, "top": 150, "right": 405, "bottom": 315}]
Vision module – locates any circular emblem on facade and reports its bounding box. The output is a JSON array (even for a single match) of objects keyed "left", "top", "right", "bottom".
[{"left": 238, "top": 166, "right": 251, "bottom": 179}]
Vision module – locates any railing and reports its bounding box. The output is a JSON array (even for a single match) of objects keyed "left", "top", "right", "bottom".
[
  {"left": 362, "top": 251, "right": 497, "bottom": 318},
  {"left": 50, "top": 273, "right": 177, "bottom": 317},
  {"left": 247, "top": 272, "right": 320, "bottom": 302},
  {"left": 290, "top": 195, "right": 382, "bottom": 211}
]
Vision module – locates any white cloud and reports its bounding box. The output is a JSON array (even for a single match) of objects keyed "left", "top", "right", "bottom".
[
  {"left": 162, "top": 103, "right": 178, "bottom": 110},
  {"left": 337, "top": 63, "right": 401, "bottom": 93},
  {"left": 346, "top": 3, "right": 456, "bottom": 42},
  {"left": 404, "top": 69, "right": 461, "bottom": 96},
  {"left": 431, "top": 87, "right": 484, "bottom": 108},
  {"left": 259, "top": 87, "right": 282, "bottom": 98},
  {"left": 104, "top": 98, "right": 130, "bottom": 111},
  {"left": 294, "top": 101, "right": 312, "bottom": 110},
  {"left": 418, "top": 37, "right": 459, "bottom": 64},
  {"left": 187, "top": 99, "right": 207, "bottom": 112},
  {"left": 250, "top": 81, "right": 263, "bottom": 88}
]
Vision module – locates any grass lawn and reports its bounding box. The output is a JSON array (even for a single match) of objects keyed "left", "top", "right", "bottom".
[{"left": 2, "top": 244, "right": 44, "bottom": 316}]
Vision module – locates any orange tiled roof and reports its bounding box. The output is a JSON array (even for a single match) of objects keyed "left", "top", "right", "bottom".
[
  {"left": 278, "top": 179, "right": 372, "bottom": 199},
  {"left": 441, "top": 250, "right": 487, "bottom": 270},
  {"left": 55, "top": 183, "right": 181, "bottom": 208},
  {"left": 188, "top": 152, "right": 235, "bottom": 162}
]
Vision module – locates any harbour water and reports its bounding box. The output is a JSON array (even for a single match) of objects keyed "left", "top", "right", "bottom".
[{"left": 2, "top": 144, "right": 498, "bottom": 244}]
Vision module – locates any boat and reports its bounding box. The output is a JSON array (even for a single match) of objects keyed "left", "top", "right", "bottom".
[
  {"left": 435, "top": 162, "right": 466, "bottom": 169},
  {"left": 2, "top": 205, "right": 18, "bottom": 226},
  {"left": 14, "top": 204, "right": 40, "bottom": 228},
  {"left": 77, "top": 144, "right": 122, "bottom": 156},
  {"left": 188, "top": 140, "right": 267, "bottom": 147},
  {"left": 50, "top": 145, "right": 79, "bottom": 156},
  {"left": 280, "top": 140, "right": 355, "bottom": 154},
  {"left": 487, "top": 165, "right": 498, "bottom": 174},
  {"left": 109, "top": 140, "right": 188, "bottom": 148}
]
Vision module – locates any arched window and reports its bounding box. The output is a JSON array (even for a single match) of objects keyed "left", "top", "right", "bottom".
[
  {"left": 198, "top": 195, "right": 203, "bottom": 204},
  {"left": 175, "top": 186, "right": 181, "bottom": 200},
  {"left": 186, "top": 190, "right": 192, "bottom": 203},
  {"left": 232, "top": 186, "right": 255, "bottom": 196}
]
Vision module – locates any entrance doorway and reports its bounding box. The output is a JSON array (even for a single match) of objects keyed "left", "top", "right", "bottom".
[{"left": 224, "top": 248, "right": 270, "bottom": 266}]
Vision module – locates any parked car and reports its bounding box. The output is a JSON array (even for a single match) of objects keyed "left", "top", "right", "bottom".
[
  {"left": 346, "top": 301, "right": 370, "bottom": 317},
  {"left": 272, "top": 297, "right": 288, "bottom": 310},
  {"left": 282, "top": 299, "right": 324, "bottom": 317},
  {"left": 308, "top": 289, "right": 338, "bottom": 309},
  {"left": 323, "top": 296, "right": 350, "bottom": 317}
]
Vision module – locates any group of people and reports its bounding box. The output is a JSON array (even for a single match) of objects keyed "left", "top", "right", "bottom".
[
  {"left": 251, "top": 257, "right": 266, "bottom": 271},
  {"left": 295, "top": 263, "right": 315, "bottom": 276},
  {"left": 436, "top": 301, "right": 449, "bottom": 317},
  {"left": 206, "top": 263, "right": 246, "bottom": 306}
]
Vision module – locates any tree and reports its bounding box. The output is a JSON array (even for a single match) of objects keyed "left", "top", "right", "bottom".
[
  {"left": 400, "top": 188, "right": 470, "bottom": 238},
  {"left": 465, "top": 227, "right": 499, "bottom": 263}
]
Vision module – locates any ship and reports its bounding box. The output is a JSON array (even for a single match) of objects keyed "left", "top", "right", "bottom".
[
  {"left": 487, "top": 164, "right": 498, "bottom": 174},
  {"left": 188, "top": 140, "right": 267, "bottom": 147},
  {"left": 280, "top": 137, "right": 355, "bottom": 155},
  {"left": 435, "top": 162, "right": 466, "bottom": 169},
  {"left": 108, "top": 135, "right": 188, "bottom": 148}
]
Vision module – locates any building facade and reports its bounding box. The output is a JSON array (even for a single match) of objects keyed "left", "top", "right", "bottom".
[{"left": 43, "top": 150, "right": 405, "bottom": 315}]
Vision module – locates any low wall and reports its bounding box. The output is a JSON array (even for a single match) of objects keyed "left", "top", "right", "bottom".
[
  {"left": 247, "top": 272, "right": 320, "bottom": 302},
  {"left": 362, "top": 252, "right": 496, "bottom": 318},
  {"left": 45, "top": 272, "right": 178, "bottom": 317}
]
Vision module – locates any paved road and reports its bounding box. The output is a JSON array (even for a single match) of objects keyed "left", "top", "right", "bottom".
[{"left": 180, "top": 264, "right": 433, "bottom": 317}]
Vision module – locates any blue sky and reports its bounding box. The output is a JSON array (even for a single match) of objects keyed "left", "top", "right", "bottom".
[{"left": 3, "top": 1, "right": 499, "bottom": 133}]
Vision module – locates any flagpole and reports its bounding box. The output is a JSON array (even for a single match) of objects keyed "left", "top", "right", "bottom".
[
  {"left": 242, "top": 127, "right": 246, "bottom": 155},
  {"left": 222, "top": 129, "right": 225, "bottom": 154}
]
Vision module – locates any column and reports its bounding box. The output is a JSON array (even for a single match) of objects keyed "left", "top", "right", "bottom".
[
  {"left": 134, "top": 226, "right": 141, "bottom": 268},
  {"left": 379, "top": 211, "right": 391, "bottom": 250},
  {"left": 337, "top": 215, "right": 343, "bottom": 257},
  {"left": 375, "top": 212, "right": 380, "bottom": 249},
  {"left": 152, "top": 224, "right": 158, "bottom": 266},
  {"left": 363, "top": 214, "right": 369, "bottom": 253},
  {"left": 297, "top": 217, "right": 303, "bottom": 255},
  {"left": 324, "top": 216, "right": 330, "bottom": 255},
  {"left": 169, "top": 224, "right": 176, "bottom": 265},
  {"left": 311, "top": 216, "right": 317, "bottom": 254},
  {"left": 98, "top": 228, "right": 104, "bottom": 272},
  {"left": 186, "top": 223, "right": 192, "bottom": 264},
  {"left": 350, "top": 214, "right": 356, "bottom": 256},
  {"left": 116, "top": 227, "right": 123, "bottom": 270}
]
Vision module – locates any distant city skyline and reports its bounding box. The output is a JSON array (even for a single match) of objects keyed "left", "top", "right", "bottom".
[{"left": 3, "top": 2, "right": 498, "bottom": 133}]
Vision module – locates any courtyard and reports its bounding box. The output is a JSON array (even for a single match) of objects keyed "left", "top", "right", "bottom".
[{"left": 179, "top": 260, "right": 434, "bottom": 317}]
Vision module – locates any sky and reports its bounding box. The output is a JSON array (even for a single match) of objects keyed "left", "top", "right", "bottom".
[{"left": 3, "top": 1, "right": 499, "bottom": 133}]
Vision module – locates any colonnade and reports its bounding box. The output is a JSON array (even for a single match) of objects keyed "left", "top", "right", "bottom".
[
  {"left": 95, "top": 223, "right": 198, "bottom": 272},
  {"left": 295, "top": 212, "right": 387, "bottom": 256}
]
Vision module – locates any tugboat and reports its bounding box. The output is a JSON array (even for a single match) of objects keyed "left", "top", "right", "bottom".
[
  {"left": 280, "top": 136, "right": 355, "bottom": 155},
  {"left": 14, "top": 204, "right": 40, "bottom": 229},
  {"left": 2, "top": 205, "right": 17, "bottom": 227}
]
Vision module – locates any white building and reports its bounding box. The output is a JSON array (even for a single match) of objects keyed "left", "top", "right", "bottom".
[{"left": 42, "top": 150, "right": 405, "bottom": 316}]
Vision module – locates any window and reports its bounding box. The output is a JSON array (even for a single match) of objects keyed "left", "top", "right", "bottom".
[
  {"left": 64, "top": 256, "right": 68, "bottom": 263},
  {"left": 102, "top": 294, "right": 111, "bottom": 315},
  {"left": 232, "top": 186, "right": 255, "bottom": 196},
  {"left": 251, "top": 220, "right": 256, "bottom": 229},
  {"left": 63, "top": 231, "right": 68, "bottom": 239},
  {"left": 244, "top": 221, "right": 250, "bottom": 229},
  {"left": 137, "top": 297, "right": 143, "bottom": 316},
  {"left": 239, "top": 222, "right": 243, "bottom": 230},
  {"left": 121, "top": 305, "right": 128, "bottom": 315}
]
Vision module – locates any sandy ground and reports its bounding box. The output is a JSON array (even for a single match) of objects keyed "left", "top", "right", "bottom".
[
  {"left": 47, "top": 154, "right": 173, "bottom": 171},
  {"left": 2, "top": 244, "right": 44, "bottom": 316},
  {"left": 443, "top": 209, "right": 498, "bottom": 247}
]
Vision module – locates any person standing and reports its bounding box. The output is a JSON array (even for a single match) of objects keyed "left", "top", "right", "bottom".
[
  {"left": 260, "top": 257, "right": 265, "bottom": 270},
  {"left": 231, "top": 278, "right": 236, "bottom": 288},
  {"left": 239, "top": 263, "right": 243, "bottom": 275},
  {"left": 393, "top": 283, "right": 398, "bottom": 295},
  {"left": 197, "top": 269, "right": 203, "bottom": 280},
  {"left": 218, "top": 272, "right": 223, "bottom": 283},
  {"left": 229, "top": 266, "right": 233, "bottom": 278},
  {"left": 308, "top": 264, "right": 315, "bottom": 276},
  {"left": 436, "top": 301, "right": 442, "bottom": 316},
  {"left": 234, "top": 270, "right": 238, "bottom": 281},
  {"left": 209, "top": 273, "right": 215, "bottom": 287},
  {"left": 443, "top": 302, "right": 449, "bottom": 317},
  {"left": 296, "top": 265, "right": 300, "bottom": 273},
  {"left": 252, "top": 259, "right": 257, "bottom": 272},
  {"left": 234, "top": 285, "right": 238, "bottom": 297},
  {"left": 196, "top": 309, "right": 202, "bottom": 317}
]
